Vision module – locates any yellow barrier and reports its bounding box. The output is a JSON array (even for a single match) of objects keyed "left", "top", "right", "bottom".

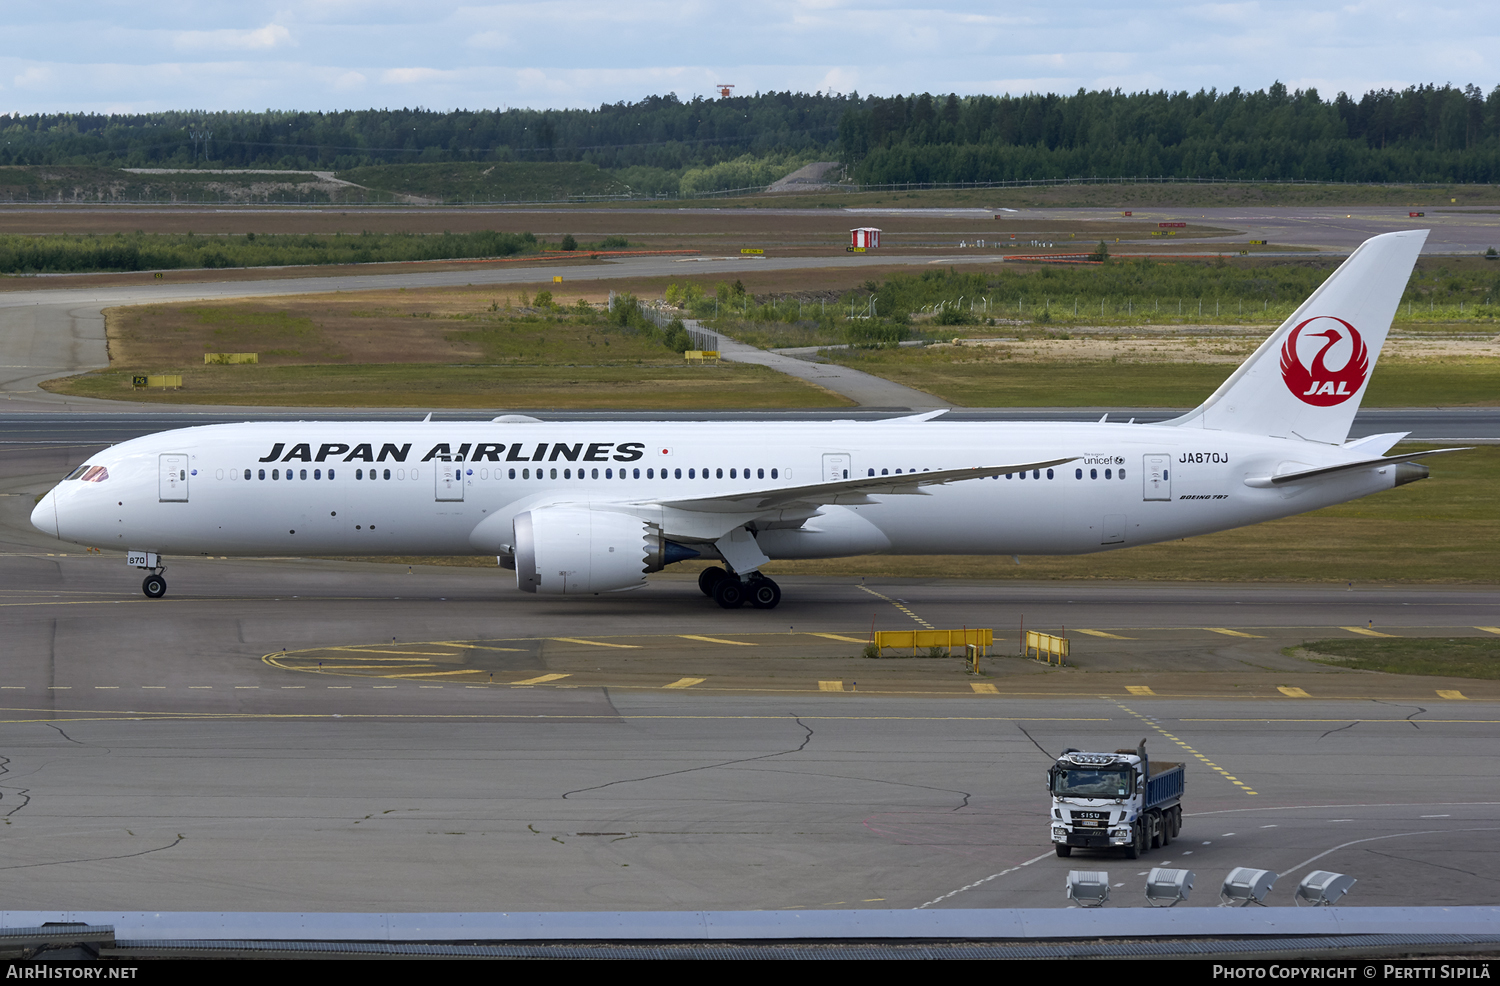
[
  {"left": 134, "top": 374, "right": 183, "bottom": 389},
  {"left": 1024, "top": 629, "right": 1069, "bottom": 666},
  {"left": 872, "top": 628, "right": 992, "bottom": 657},
  {"left": 684, "top": 350, "right": 721, "bottom": 363},
  {"left": 203, "top": 352, "right": 258, "bottom": 364}
]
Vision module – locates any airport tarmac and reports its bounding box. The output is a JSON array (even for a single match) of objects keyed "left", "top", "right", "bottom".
[{"left": 3, "top": 445, "right": 1499, "bottom": 912}]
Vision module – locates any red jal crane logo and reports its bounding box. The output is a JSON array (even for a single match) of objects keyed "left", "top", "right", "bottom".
[{"left": 1279, "top": 316, "right": 1369, "bottom": 406}]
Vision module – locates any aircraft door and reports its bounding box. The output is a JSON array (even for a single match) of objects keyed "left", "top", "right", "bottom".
[
  {"left": 435, "top": 458, "right": 465, "bottom": 501},
  {"left": 1143, "top": 454, "right": 1171, "bottom": 501},
  {"left": 159, "top": 453, "right": 189, "bottom": 502},
  {"left": 822, "top": 453, "right": 850, "bottom": 481}
]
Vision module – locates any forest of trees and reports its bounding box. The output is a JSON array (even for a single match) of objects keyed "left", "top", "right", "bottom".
[
  {"left": 0, "top": 93, "right": 847, "bottom": 172},
  {"left": 4, "top": 83, "right": 1500, "bottom": 185},
  {"left": 838, "top": 84, "right": 1500, "bottom": 184}
]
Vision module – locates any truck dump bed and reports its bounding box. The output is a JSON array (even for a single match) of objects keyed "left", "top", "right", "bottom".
[{"left": 1144, "top": 761, "right": 1185, "bottom": 809}]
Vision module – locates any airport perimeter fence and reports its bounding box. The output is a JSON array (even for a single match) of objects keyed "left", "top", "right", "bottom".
[{"left": 4, "top": 175, "right": 1494, "bottom": 208}]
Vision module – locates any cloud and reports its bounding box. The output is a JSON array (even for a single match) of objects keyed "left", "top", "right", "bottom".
[
  {"left": 173, "top": 23, "right": 292, "bottom": 52},
  {"left": 380, "top": 67, "right": 456, "bottom": 85}
]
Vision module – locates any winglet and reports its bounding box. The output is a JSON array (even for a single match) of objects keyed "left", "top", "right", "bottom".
[{"left": 883, "top": 409, "right": 949, "bottom": 423}]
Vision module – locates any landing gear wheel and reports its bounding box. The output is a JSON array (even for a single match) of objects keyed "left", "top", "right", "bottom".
[
  {"left": 142, "top": 574, "right": 166, "bottom": 599},
  {"left": 1054, "top": 844, "right": 1072, "bottom": 858},
  {"left": 712, "top": 577, "right": 746, "bottom": 610},
  {"left": 698, "top": 566, "right": 728, "bottom": 597},
  {"left": 747, "top": 577, "right": 781, "bottom": 610}
]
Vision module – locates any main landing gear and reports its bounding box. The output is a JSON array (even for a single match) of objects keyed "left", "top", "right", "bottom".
[{"left": 698, "top": 566, "right": 781, "bottom": 610}]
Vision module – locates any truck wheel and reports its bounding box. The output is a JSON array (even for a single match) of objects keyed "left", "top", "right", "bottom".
[
  {"left": 1162, "top": 815, "right": 1173, "bottom": 847},
  {"left": 1123, "top": 824, "right": 1140, "bottom": 859},
  {"left": 1055, "top": 844, "right": 1072, "bottom": 858},
  {"left": 1149, "top": 811, "right": 1162, "bottom": 849}
]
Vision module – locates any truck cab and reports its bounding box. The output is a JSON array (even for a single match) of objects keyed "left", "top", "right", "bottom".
[{"left": 1047, "top": 740, "right": 1185, "bottom": 858}]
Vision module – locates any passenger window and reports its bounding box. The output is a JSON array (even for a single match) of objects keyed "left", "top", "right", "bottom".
[
  {"left": 300, "top": 469, "right": 308, "bottom": 480},
  {"left": 384, "top": 469, "right": 392, "bottom": 480},
  {"left": 591, "top": 468, "right": 598, "bottom": 479},
  {"left": 1120, "top": 469, "right": 1126, "bottom": 479},
  {"left": 758, "top": 468, "right": 764, "bottom": 479},
  {"left": 647, "top": 468, "right": 654, "bottom": 479},
  {"left": 549, "top": 468, "right": 557, "bottom": 479},
  {"left": 244, "top": 469, "right": 252, "bottom": 480},
  {"left": 258, "top": 469, "right": 265, "bottom": 480},
  {"left": 770, "top": 469, "right": 778, "bottom": 479},
  {"left": 1047, "top": 469, "right": 1054, "bottom": 479},
  {"left": 272, "top": 469, "right": 280, "bottom": 480},
  {"left": 1075, "top": 468, "right": 1083, "bottom": 479},
  {"left": 329, "top": 469, "right": 335, "bottom": 479},
  {"left": 1105, "top": 469, "right": 1112, "bottom": 479},
  {"left": 716, "top": 468, "right": 722, "bottom": 478},
  {"left": 564, "top": 468, "right": 571, "bottom": 479},
  {"left": 314, "top": 469, "right": 321, "bottom": 480},
  {"left": 674, "top": 468, "right": 681, "bottom": 479},
  {"left": 730, "top": 468, "right": 737, "bottom": 479}
]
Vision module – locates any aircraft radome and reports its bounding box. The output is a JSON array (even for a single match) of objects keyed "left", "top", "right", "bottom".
[{"left": 32, "top": 230, "right": 1462, "bottom": 611}]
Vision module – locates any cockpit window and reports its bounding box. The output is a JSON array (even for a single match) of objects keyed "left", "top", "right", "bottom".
[
  {"left": 64, "top": 464, "right": 109, "bottom": 482},
  {"left": 63, "top": 465, "right": 89, "bottom": 480}
]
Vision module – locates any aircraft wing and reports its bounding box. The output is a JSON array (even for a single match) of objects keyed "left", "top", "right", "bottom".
[{"left": 652, "top": 457, "right": 1079, "bottom": 513}]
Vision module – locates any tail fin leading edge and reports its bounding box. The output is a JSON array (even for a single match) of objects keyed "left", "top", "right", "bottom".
[{"left": 1169, "top": 229, "right": 1428, "bottom": 445}]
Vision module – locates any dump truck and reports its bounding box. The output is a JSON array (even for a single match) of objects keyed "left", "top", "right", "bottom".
[{"left": 1047, "top": 739, "right": 1185, "bottom": 858}]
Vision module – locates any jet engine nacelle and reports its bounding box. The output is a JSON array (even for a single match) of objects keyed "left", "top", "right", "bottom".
[{"left": 513, "top": 507, "right": 698, "bottom": 594}]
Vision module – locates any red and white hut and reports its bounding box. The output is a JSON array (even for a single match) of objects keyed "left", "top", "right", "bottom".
[{"left": 849, "top": 227, "right": 881, "bottom": 249}]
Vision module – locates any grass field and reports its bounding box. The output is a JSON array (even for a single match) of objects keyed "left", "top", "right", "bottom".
[
  {"left": 821, "top": 346, "right": 1500, "bottom": 407},
  {"left": 55, "top": 362, "right": 843, "bottom": 409},
  {"left": 40, "top": 289, "right": 851, "bottom": 409},
  {"left": 1293, "top": 637, "right": 1500, "bottom": 678}
]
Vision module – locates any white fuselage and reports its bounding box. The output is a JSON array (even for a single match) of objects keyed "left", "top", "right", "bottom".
[{"left": 33, "top": 419, "right": 1401, "bottom": 562}]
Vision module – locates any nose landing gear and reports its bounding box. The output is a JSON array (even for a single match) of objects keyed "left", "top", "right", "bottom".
[{"left": 128, "top": 550, "right": 167, "bottom": 598}]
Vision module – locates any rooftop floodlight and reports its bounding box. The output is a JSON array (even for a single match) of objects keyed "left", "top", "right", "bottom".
[
  {"left": 1295, "top": 870, "right": 1356, "bottom": 906},
  {"left": 1067, "top": 870, "right": 1110, "bottom": 907},
  {"left": 1219, "top": 867, "right": 1277, "bottom": 907},
  {"left": 1144, "top": 867, "right": 1195, "bottom": 907}
]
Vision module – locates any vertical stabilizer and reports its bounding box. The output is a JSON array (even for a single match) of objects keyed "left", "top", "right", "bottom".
[{"left": 1168, "top": 230, "right": 1427, "bottom": 444}]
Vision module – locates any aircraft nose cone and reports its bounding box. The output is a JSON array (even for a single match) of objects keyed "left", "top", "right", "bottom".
[{"left": 30, "top": 490, "right": 58, "bottom": 538}]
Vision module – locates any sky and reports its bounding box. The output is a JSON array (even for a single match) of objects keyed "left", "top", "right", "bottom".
[{"left": 4, "top": 1, "right": 1499, "bottom": 115}]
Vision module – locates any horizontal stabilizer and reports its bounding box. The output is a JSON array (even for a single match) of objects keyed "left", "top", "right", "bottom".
[{"left": 1243, "top": 448, "right": 1468, "bottom": 488}]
